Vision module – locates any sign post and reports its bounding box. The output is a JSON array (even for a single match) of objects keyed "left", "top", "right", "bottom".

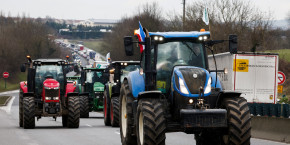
[{"left": 3, "top": 72, "right": 9, "bottom": 89}]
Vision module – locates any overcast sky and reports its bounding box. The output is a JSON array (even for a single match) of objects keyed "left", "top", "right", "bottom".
[{"left": 0, "top": 0, "right": 289, "bottom": 20}]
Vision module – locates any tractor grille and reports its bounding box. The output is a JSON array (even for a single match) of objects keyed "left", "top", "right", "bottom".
[
  {"left": 179, "top": 68, "right": 206, "bottom": 94},
  {"left": 45, "top": 89, "right": 59, "bottom": 97}
]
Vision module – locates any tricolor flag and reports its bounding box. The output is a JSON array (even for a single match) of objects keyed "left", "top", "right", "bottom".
[
  {"left": 202, "top": 7, "right": 209, "bottom": 25},
  {"left": 134, "top": 21, "right": 146, "bottom": 53}
]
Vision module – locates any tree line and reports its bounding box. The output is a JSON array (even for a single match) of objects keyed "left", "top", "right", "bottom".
[
  {"left": 102, "top": 0, "right": 290, "bottom": 61},
  {"left": 0, "top": 14, "right": 69, "bottom": 82}
]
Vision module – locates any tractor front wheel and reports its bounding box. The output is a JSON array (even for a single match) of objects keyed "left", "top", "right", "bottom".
[
  {"left": 103, "top": 91, "right": 111, "bottom": 126},
  {"left": 110, "top": 97, "right": 120, "bottom": 127},
  {"left": 19, "top": 89, "right": 23, "bottom": 127},
  {"left": 223, "top": 97, "right": 251, "bottom": 145},
  {"left": 23, "top": 97, "right": 35, "bottom": 129},
  {"left": 120, "top": 80, "right": 137, "bottom": 145},
  {"left": 136, "top": 99, "right": 166, "bottom": 145},
  {"left": 67, "top": 96, "right": 80, "bottom": 128},
  {"left": 80, "top": 95, "right": 89, "bottom": 118}
]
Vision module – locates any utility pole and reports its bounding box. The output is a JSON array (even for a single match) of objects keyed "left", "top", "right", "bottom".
[{"left": 182, "top": 0, "right": 186, "bottom": 31}]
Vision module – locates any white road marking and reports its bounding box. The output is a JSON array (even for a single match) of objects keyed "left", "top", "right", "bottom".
[
  {"left": 115, "top": 131, "right": 120, "bottom": 135},
  {"left": 0, "top": 96, "right": 15, "bottom": 114},
  {"left": 0, "top": 90, "right": 19, "bottom": 95},
  {"left": 86, "top": 124, "right": 92, "bottom": 127}
]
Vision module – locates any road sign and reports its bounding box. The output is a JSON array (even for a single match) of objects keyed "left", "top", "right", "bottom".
[
  {"left": 3, "top": 72, "right": 9, "bottom": 78},
  {"left": 278, "top": 85, "right": 283, "bottom": 93},
  {"left": 278, "top": 71, "right": 286, "bottom": 85}
]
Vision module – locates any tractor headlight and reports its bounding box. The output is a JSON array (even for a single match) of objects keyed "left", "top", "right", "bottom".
[
  {"left": 53, "top": 97, "right": 59, "bottom": 100},
  {"left": 204, "top": 77, "right": 212, "bottom": 94},
  {"left": 44, "top": 86, "right": 51, "bottom": 90},
  {"left": 54, "top": 87, "right": 59, "bottom": 89},
  {"left": 179, "top": 78, "right": 189, "bottom": 94},
  {"left": 45, "top": 97, "right": 50, "bottom": 100}
]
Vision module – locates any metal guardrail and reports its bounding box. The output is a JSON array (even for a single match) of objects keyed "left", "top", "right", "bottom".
[{"left": 248, "top": 103, "right": 290, "bottom": 118}]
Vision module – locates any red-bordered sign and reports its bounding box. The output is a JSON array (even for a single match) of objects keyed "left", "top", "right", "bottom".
[
  {"left": 3, "top": 72, "right": 9, "bottom": 78},
  {"left": 278, "top": 71, "right": 286, "bottom": 85}
]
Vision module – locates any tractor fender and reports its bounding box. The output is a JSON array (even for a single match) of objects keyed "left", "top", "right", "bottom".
[
  {"left": 67, "top": 92, "right": 79, "bottom": 97},
  {"left": 216, "top": 91, "right": 242, "bottom": 106},
  {"left": 79, "top": 92, "right": 89, "bottom": 96},
  {"left": 209, "top": 72, "right": 223, "bottom": 90},
  {"left": 19, "top": 81, "right": 28, "bottom": 93},
  {"left": 65, "top": 83, "right": 76, "bottom": 97},
  {"left": 126, "top": 70, "right": 145, "bottom": 98},
  {"left": 23, "top": 92, "right": 34, "bottom": 97},
  {"left": 137, "top": 90, "right": 162, "bottom": 100}
]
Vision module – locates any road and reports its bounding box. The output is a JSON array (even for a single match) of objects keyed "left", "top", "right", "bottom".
[{"left": 0, "top": 91, "right": 288, "bottom": 145}]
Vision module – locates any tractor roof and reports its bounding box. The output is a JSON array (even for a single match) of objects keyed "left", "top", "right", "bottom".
[
  {"left": 149, "top": 31, "right": 210, "bottom": 38},
  {"left": 34, "top": 59, "right": 65, "bottom": 63},
  {"left": 112, "top": 61, "right": 140, "bottom": 64}
]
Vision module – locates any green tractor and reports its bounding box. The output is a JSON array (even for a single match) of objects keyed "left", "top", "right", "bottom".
[
  {"left": 103, "top": 61, "right": 140, "bottom": 127},
  {"left": 77, "top": 64, "right": 109, "bottom": 118}
]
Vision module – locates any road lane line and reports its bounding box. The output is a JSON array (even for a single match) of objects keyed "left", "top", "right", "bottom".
[
  {"left": 0, "top": 96, "right": 15, "bottom": 114},
  {"left": 86, "top": 124, "right": 92, "bottom": 127},
  {"left": 115, "top": 131, "right": 120, "bottom": 135}
]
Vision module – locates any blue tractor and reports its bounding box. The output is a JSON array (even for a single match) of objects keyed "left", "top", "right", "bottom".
[{"left": 119, "top": 28, "right": 251, "bottom": 145}]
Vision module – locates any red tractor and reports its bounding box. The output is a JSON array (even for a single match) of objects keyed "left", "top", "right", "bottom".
[{"left": 19, "top": 56, "right": 80, "bottom": 129}]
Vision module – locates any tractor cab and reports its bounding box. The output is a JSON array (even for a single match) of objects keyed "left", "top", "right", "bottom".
[
  {"left": 108, "top": 61, "right": 140, "bottom": 85},
  {"left": 30, "top": 59, "right": 67, "bottom": 101}
]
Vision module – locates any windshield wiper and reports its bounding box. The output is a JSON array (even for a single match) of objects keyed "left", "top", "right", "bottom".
[{"left": 182, "top": 42, "right": 197, "bottom": 56}]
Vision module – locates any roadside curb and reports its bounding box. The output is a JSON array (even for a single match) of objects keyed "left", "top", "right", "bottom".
[
  {"left": 0, "top": 96, "right": 12, "bottom": 106},
  {"left": 252, "top": 116, "right": 290, "bottom": 143}
]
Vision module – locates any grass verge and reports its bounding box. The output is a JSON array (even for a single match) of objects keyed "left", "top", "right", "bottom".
[{"left": 0, "top": 96, "right": 10, "bottom": 106}]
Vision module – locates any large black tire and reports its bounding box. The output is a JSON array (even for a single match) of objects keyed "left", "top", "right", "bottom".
[
  {"left": 67, "top": 96, "right": 80, "bottom": 128},
  {"left": 222, "top": 97, "right": 251, "bottom": 145},
  {"left": 195, "top": 97, "right": 251, "bottom": 145},
  {"left": 80, "top": 95, "right": 89, "bottom": 118},
  {"left": 120, "top": 80, "right": 137, "bottom": 145},
  {"left": 62, "top": 115, "right": 68, "bottom": 127},
  {"left": 136, "top": 99, "right": 166, "bottom": 145},
  {"left": 19, "top": 89, "right": 23, "bottom": 127},
  {"left": 103, "top": 91, "right": 111, "bottom": 126},
  {"left": 110, "top": 97, "right": 120, "bottom": 127},
  {"left": 23, "top": 97, "right": 35, "bottom": 129}
]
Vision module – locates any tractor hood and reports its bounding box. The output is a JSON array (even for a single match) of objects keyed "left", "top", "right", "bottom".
[
  {"left": 172, "top": 66, "right": 211, "bottom": 97},
  {"left": 43, "top": 78, "right": 60, "bottom": 89},
  {"left": 94, "top": 82, "right": 104, "bottom": 92}
]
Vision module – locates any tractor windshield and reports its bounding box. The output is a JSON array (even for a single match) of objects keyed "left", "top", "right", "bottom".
[
  {"left": 120, "top": 65, "right": 140, "bottom": 83},
  {"left": 86, "top": 70, "right": 106, "bottom": 84},
  {"left": 35, "top": 65, "right": 65, "bottom": 95},
  {"left": 155, "top": 41, "right": 206, "bottom": 93}
]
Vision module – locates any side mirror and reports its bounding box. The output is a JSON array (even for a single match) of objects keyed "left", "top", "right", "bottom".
[
  {"left": 20, "top": 64, "right": 26, "bottom": 72},
  {"left": 80, "top": 71, "right": 86, "bottom": 85},
  {"left": 229, "top": 34, "right": 237, "bottom": 54},
  {"left": 73, "top": 65, "right": 79, "bottom": 72},
  {"left": 124, "top": 36, "right": 134, "bottom": 56}
]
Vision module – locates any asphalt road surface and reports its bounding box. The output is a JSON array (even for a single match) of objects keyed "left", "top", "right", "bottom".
[{"left": 0, "top": 91, "right": 288, "bottom": 145}]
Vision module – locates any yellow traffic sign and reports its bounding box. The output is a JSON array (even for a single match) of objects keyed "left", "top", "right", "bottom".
[{"left": 278, "top": 85, "right": 283, "bottom": 93}]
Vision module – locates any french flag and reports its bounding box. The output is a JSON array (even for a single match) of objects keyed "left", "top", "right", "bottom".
[{"left": 134, "top": 21, "right": 146, "bottom": 53}]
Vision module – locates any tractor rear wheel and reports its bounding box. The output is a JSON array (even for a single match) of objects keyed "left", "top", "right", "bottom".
[
  {"left": 23, "top": 97, "right": 35, "bottom": 129},
  {"left": 222, "top": 97, "right": 251, "bottom": 145},
  {"left": 110, "top": 97, "right": 120, "bottom": 127},
  {"left": 103, "top": 91, "right": 111, "bottom": 126},
  {"left": 67, "top": 96, "right": 80, "bottom": 128},
  {"left": 19, "top": 89, "right": 23, "bottom": 127},
  {"left": 136, "top": 99, "right": 166, "bottom": 145},
  {"left": 80, "top": 95, "right": 89, "bottom": 118},
  {"left": 120, "top": 80, "right": 137, "bottom": 145}
]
